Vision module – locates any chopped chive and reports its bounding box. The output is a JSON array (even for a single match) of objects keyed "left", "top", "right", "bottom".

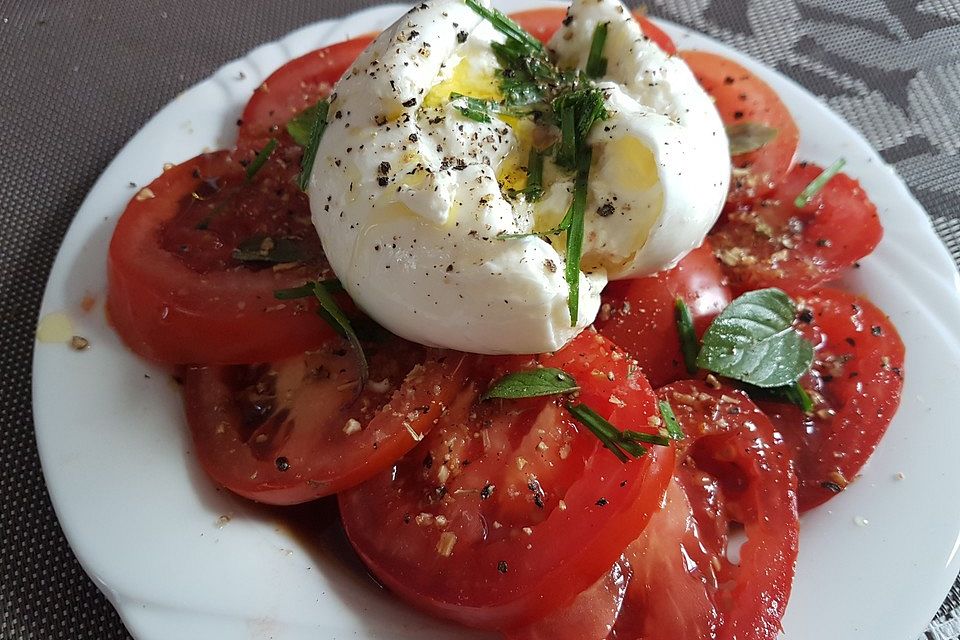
[
  {"left": 273, "top": 279, "right": 344, "bottom": 300},
  {"left": 450, "top": 93, "right": 494, "bottom": 123},
  {"left": 286, "top": 101, "right": 325, "bottom": 147},
  {"left": 585, "top": 22, "right": 609, "bottom": 78},
  {"left": 567, "top": 403, "right": 668, "bottom": 463},
  {"left": 658, "top": 400, "right": 684, "bottom": 440},
  {"left": 311, "top": 282, "right": 368, "bottom": 402},
  {"left": 297, "top": 100, "right": 330, "bottom": 192},
  {"left": 523, "top": 147, "right": 545, "bottom": 202},
  {"left": 794, "top": 158, "right": 846, "bottom": 208},
  {"left": 674, "top": 297, "right": 699, "bottom": 374},
  {"left": 564, "top": 148, "right": 591, "bottom": 326},
  {"left": 556, "top": 107, "right": 577, "bottom": 169},
  {"left": 245, "top": 138, "right": 278, "bottom": 181},
  {"left": 464, "top": 0, "right": 544, "bottom": 54},
  {"left": 784, "top": 381, "right": 815, "bottom": 413}
]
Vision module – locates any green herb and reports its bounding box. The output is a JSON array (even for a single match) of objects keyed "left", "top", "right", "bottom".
[
  {"left": 450, "top": 93, "right": 495, "bottom": 123},
  {"left": 658, "top": 400, "right": 684, "bottom": 440},
  {"left": 793, "top": 158, "right": 846, "bottom": 208},
  {"left": 674, "top": 297, "right": 699, "bottom": 374},
  {"left": 743, "top": 380, "right": 814, "bottom": 413},
  {"left": 564, "top": 147, "right": 591, "bottom": 326},
  {"left": 274, "top": 280, "right": 366, "bottom": 400},
  {"left": 568, "top": 403, "right": 669, "bottom": 463},
  {"left": 245, "top": 138, "right": 278, "bottom": 181},
  {"left": 465, "top": 0, "right": 544, "bottom": 55},
  {"left": 233, "top": 235, "right": 304, "bottom": 264},
  {"left": 585, "top": 22, "right": 609, "bottom": 78},
  {"left": 274, "top": 279, "right": 344, "bottom": 299},
  {"left": 481, "top": 367, "right": 579, "bottom": 401},
  {"left": 725, "top": 122, "right": 779, "bottom": 156},
  {"left": 297, "top": 100, "right": 330, "bottom": 192},
  {"left": 696, "top": 288, "right": 814, "bottom": 388},
  {"left": 523, "top": 147, "right": 545, "bottom": 202},
  {"left": 553, "top": 87, "right": 607, "bottom": 170},
  {"left": 287, "top": 102, "right": 325, "bottom": 146}
]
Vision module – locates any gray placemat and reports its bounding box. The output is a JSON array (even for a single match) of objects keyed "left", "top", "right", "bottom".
[{"left": 1, "top": 1, "right": 958, "bottom": 638}]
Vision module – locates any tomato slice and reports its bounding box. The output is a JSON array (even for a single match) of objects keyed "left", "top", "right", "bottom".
[
  {"left": 659, "top": 381, "right": 799, "bottom": 640},
  {"left": 596, "top": 242, "right": 732, "bottom": 388},
  {"left": 681, "top": 50, "right": 799, "bottom": 208},
  {"left": 182, "top": 337, "right": 470, "bottom": 505},
  {"left": 756, "top": 288, "right": 904, "bottom": 511},
  {"left": 710, "top": 163, "right": 883, "bottom": 294},
  {"left": 509, "top": 7, "right": 677, "bottom": 53},
  {"left": 511, "top": 470, "right": 730, "bottom": 640},
  {"left": 107, "top": 150, "right": 337, "bottom": 364},
  {"left": 236, "top": 35, "right": 375, "bottom": 151},
  {"left": 338, "top": 332, "right": 675, "bottom": 630}
]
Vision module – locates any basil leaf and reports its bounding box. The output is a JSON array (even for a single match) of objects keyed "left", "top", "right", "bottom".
[
  {"left": 482, "top": 367, "right": 579, "bottom": 401},
  {"left": 287, "top": 102, "right": 324, "bottom": 147},
  {"left": 233, "top": 235, "right": 304, "bottom": 264},
  {"left": 726, "top": 122, "right": 778, "bottom": 156},
  {"left": 696, "top": 288, "right": 814, "bottom": 388}
]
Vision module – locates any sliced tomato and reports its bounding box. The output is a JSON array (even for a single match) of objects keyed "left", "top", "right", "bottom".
[
  {"left": 681, "top": 50, "right": 799, "bottom": 208},
  {"left": 107, "top": 150, "right": 338, "bottom": 364},
  {"left": 756, "top": 288, "right": 904, "bottom": 511},
  {"left": 509, "top": 7, "right": 677, "bottom": 54},
  {"left": 658, "top": 381, "right": 799, "bottom": 640},
  {"left": 709, "top": 163, "right": 883, "bottom": 294},
  {"left": 506, "top": 561, "right": 628, "bottom": 640},
  {"left": 236, "top": 35, "right": 375, "bottom": 150},
  {"left": 610, "top": 477, "right": 722, "bottom": 640},
  {"left": 338, "top": 332, "right": 675, "bottom": 630},
  {"left": 595, "top": 241, "right": 732, "bottom": 388},
  {"left": 512, "top": 470, "right": 729, "bottom": 640},
  {"left": 183, "top": 337, "right": 471, "bottom": 505}
]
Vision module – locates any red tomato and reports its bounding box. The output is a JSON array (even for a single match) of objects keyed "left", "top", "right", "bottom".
[
  {"left": 710, "top": 163, "right": 883, "bottom": 294},
  {"left": 681, "top": 50, "right": 800, "bottom": 208},
  {"left": 595, "top": 241, "right": 732, "bottom": 388},
  {"left": 511, "top": 471, "right": 729, "bottom": 640},
  {"left": 509, "top": 7, "right": 677, "bottom": 54},
  {"left": 756, "top": 288, "right": 904, "bottom": 511},
  {"left": 659, "top": 381, "right": 799, "bottom": 640},
  {"left": 107, "top": 150, "right": 337, "bottom": 364},
  {"left": 338, "top": 332, "right": 675, "bottom": 630},
  {"left": 182, "top": 338, "right": 471, "bottom": 505},
  {"left": 236, "top": 36, "right": 375, "bottom": 151}
]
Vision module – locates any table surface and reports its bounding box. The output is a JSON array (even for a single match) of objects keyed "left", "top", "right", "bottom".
[{"left": 2, "top": 1, "right": 959, "bottom": 638}]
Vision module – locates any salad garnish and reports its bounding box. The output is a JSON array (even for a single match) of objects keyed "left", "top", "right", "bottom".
[
  {"left": 296, "top": 99, "right": 330, "bottom": 191},
  {"left": 567, "top": 403, "right": 670, "bottom": 463},
  {"left": 696, "top": 287, "right": 814, "bottom": 388},
  {"left": 794, "top": 157, "right": 846, "bottom": 207},
  {"left": 585, "top": 22, "right": 610, "bottom": 78},
  {"left": 673, "top": 297, "right": 699, "bottom": 374},
  {"left": 481, "top": 367, "right": 580, "bottom": 400},
  {"left": 275, "top": 280, "right": 368, "bottom": 399},
  {"left": 725, "top": 121, "right": 778, "bottom": 155},
  {"left": 658, "top": 399, "right": 684, "bottom": 440},
  {"left": 245, "top": 137, "right": 278, "bottom": 181}
]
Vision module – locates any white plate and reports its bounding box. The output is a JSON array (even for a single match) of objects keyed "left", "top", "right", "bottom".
[{"left": 32, "top": 2, "right": 960, "bottom": 639}]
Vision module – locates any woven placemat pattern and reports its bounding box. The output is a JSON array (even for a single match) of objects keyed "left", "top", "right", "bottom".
[{"left": 1, "top": 1, "right": 958, "bottom": 638}]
